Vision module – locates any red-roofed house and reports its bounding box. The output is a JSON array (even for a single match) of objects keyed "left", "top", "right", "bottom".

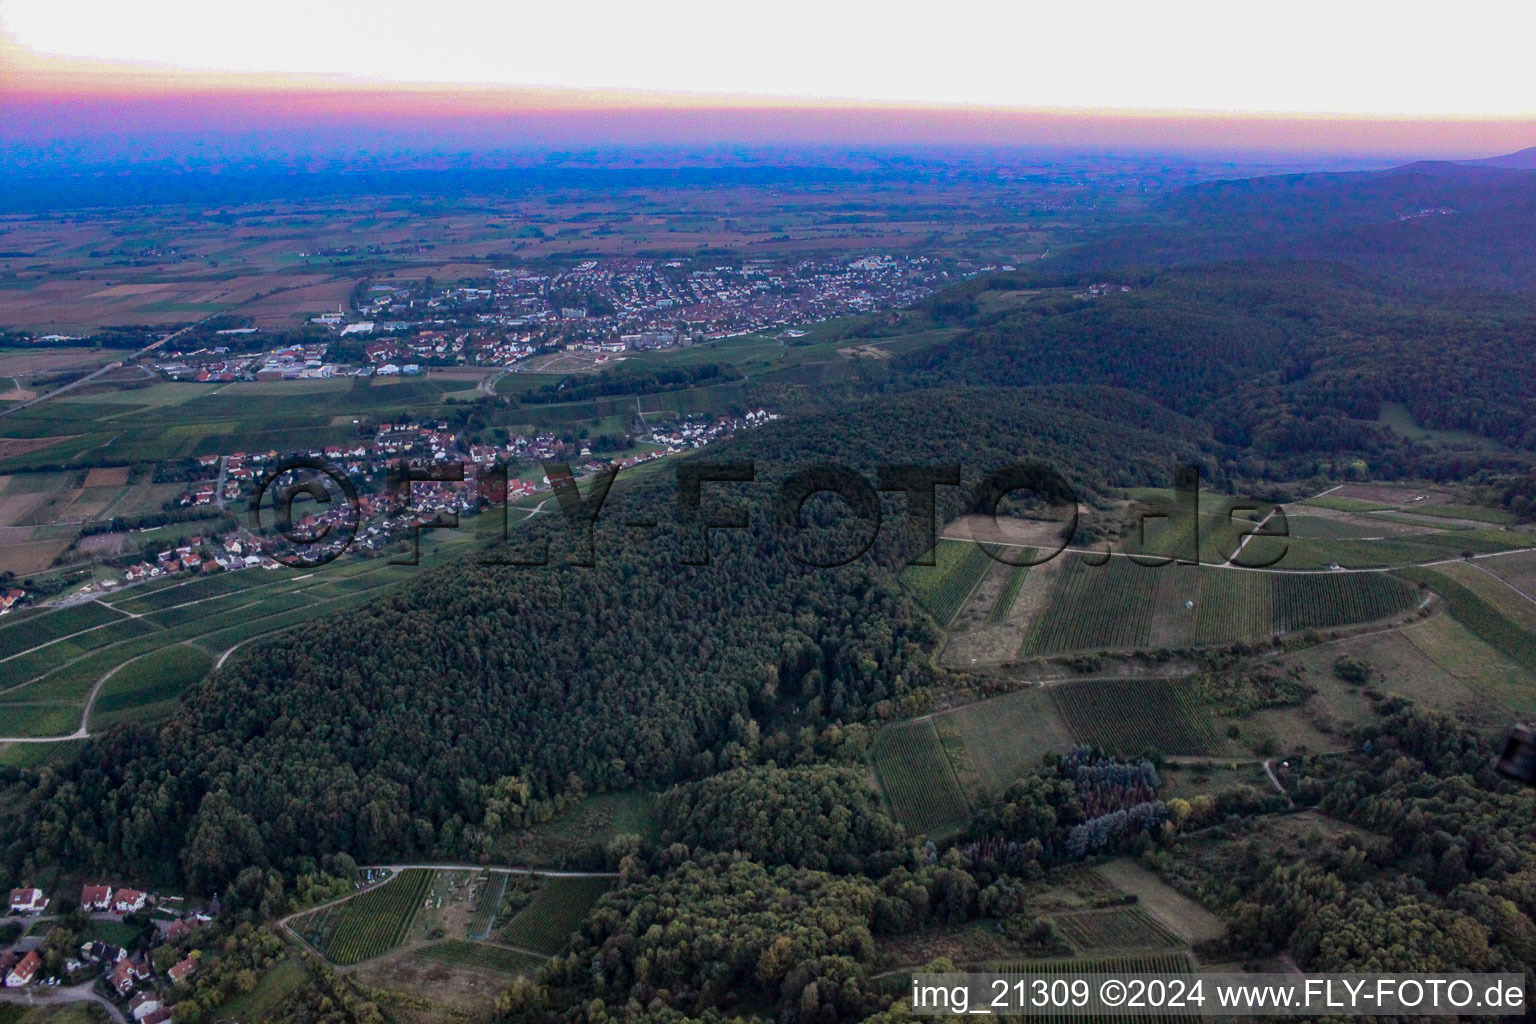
[
  {"left": 109, "top": 958, "right": 150, "bottom": 997},
  {"left": 168, "top": 956, "right": 197, "bottom": 984},
  {"left": 4, "top": 951, "right": 40, "bottom": 988},
  {"left": 81, "top": 884, "right": 113, "bottom": 911},
  {"left": 113, "top": 889, "right": 147, "bottom": 914},
  {"left": 7, "top": 888, "right": 47, "bottom": 913}
]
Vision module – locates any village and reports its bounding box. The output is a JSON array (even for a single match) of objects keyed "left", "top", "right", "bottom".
[
  {"left": 148, "top": 254, "right": 972, "bottom": 381},
  {"left": 61, "top": 409, "right": 779, "bottom": 603},
  {"left": 4, "top": 883, "right": 210, "bottom": 1023}
]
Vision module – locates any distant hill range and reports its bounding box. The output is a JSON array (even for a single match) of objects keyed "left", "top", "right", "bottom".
[
  {"left": 1050, "top": 146, "right": 1536, "bottom": 290},
  {"left": 1461, "top": 146, "right": 1536, "bottom": 170}
]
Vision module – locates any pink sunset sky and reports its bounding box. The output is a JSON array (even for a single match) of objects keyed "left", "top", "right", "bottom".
[{"left": 4, "top": 0, "right": 1534, "bottom": 159}]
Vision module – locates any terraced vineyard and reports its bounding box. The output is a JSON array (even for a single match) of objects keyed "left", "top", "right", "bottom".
[
  {"left": 1052, "top": 679, "right": 1221, "bottom": 756},
  {"left": 1055, "top": 908, "right": 1181, "bottom": 951},
  {"left": 870, "top": 718, "right": 970, "bottom": 836},
  {"left": 413, "top": 939, "right": 545, "bottom": 976},
  {"left": 1270, "top": 571, "right": 1418, "bottom": 633},
  {"left": 294, "top": 868, "right": 433, "bottom": 965},
  {"left": 902, "top": 539, "right": 993, "bottom": 626},
  {"left": 498, "top": 876, "right": 615, "bottom": 956},
  {"left": 986, "top": 563, "right": 1032, "bottom": 625},
  {"left": 1023, "top": 556, "right": 1160, "bottom": 654}
]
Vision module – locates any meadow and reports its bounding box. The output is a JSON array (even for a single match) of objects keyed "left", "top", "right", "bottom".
[{"left": 413, "top": 939, "right": 546, "bottom": 977}]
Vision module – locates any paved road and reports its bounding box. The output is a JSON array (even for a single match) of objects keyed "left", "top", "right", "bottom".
[
  {"left": 0, "top": 317, "right": 213, "bottom": 419},
  {"left": 0, "top": 982, "right": 127, "bottom": 1024}
]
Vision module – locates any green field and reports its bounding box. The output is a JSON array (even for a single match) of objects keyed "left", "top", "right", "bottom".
[
  {"left": 870, "top": 718, "right": 970, "bottom": 836},
  {"left": 497, "top": 876, "right": 615, "bottom": 956},
  {"left": 1023, "top": 556, "right": 1160, "bottom": 655},
  {"left": 90, "top": 643, "right": 214, "bottom": 728},
  {"left": 1193, "top": 570, "right": 1272, "bottom": 645},
  {"left": 414, "top": 939, "right": 546, "bottom": 976},
  {"left": 1398, "top": 567, "right": 1536, "bottom": 675},
  {"left": 946, "top": 688, "right": 1076, "bottom": 791},
  {"left": 902, "top": 539, "right": 994, "bottom": 626},
  {"left": 213, "top": 957, "right": 310, "bottom": 1022},
  {"left": 294, "top": 868, "right": 434, "bottom": 965},
  {"left": 1051, "top": 679, "right": 1221, "bottom": 756},
  {"left": 493, "top": 789, "right": 661, "bottom": 866}
]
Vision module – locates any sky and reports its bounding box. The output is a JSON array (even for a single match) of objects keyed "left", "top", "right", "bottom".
[{"left": 4, "top": 0, "right": 1535, "bottom": 159}]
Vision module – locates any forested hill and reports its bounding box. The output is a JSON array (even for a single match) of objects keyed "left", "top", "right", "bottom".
[
  {"left": 0, "top": 386, "right": 1220, "bottom": 891},
  {"left": 900, "top": 262, "right": 1536, "bottom": 463},
  {"left": 1047, "top": 159, "right": 1536, "bottom": 291}
]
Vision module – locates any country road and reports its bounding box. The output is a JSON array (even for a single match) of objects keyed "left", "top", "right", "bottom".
[{"left": 0, "top": 316, "right": 215, "bottom": 419}]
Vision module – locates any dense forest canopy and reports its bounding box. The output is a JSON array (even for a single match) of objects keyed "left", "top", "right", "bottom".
[{"left": 0, "top": 386, "right": 1220, "bottom": 891}]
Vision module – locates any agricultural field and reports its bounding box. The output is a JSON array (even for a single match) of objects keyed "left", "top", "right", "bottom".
[
  {"left": 901, "top": 538, "right": 994, "bottom": 626},
  {"left": 1193, "top": 570, "right": 1271, "bottom": 645},
  {"left": 292, "top": 868, "right": 434, "bottom": 965},
  {"left": 0, "top": 530, "right": 482, "bottom": 739},
  {"left": 1482, "top": 549, "right": 1536, "bottom": 597},
  {"left": 413, "top": 939, "right": 546, "bottom": 977},
  {"left": 1054, "top": 908, "right": 1182, "bottom": 952},
  {"left": 1269, "top": 571, "right": 1420, "bottom": 633},
  {"left": 468, "top": 873, "right": 509, "bottom": 940},
  {"left": 1051, "top": 679, "right": 1222, "bottom": 756},
  {"left": 497, "top": 876, "right": 616, "bottom": 956},
  {"left": 0, "top": 600, "right": 127, "bottom": 659},
  {"left": 870, "top": 718, "right": 971, "bottom": 836}
]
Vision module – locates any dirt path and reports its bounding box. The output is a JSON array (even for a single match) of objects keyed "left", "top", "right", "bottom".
[
  {"left": 0, "top": 981, "right": 127, "bottom": 1023},
  {"left": 0, "top": 646, "right": 152, "bottom": 743}
]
